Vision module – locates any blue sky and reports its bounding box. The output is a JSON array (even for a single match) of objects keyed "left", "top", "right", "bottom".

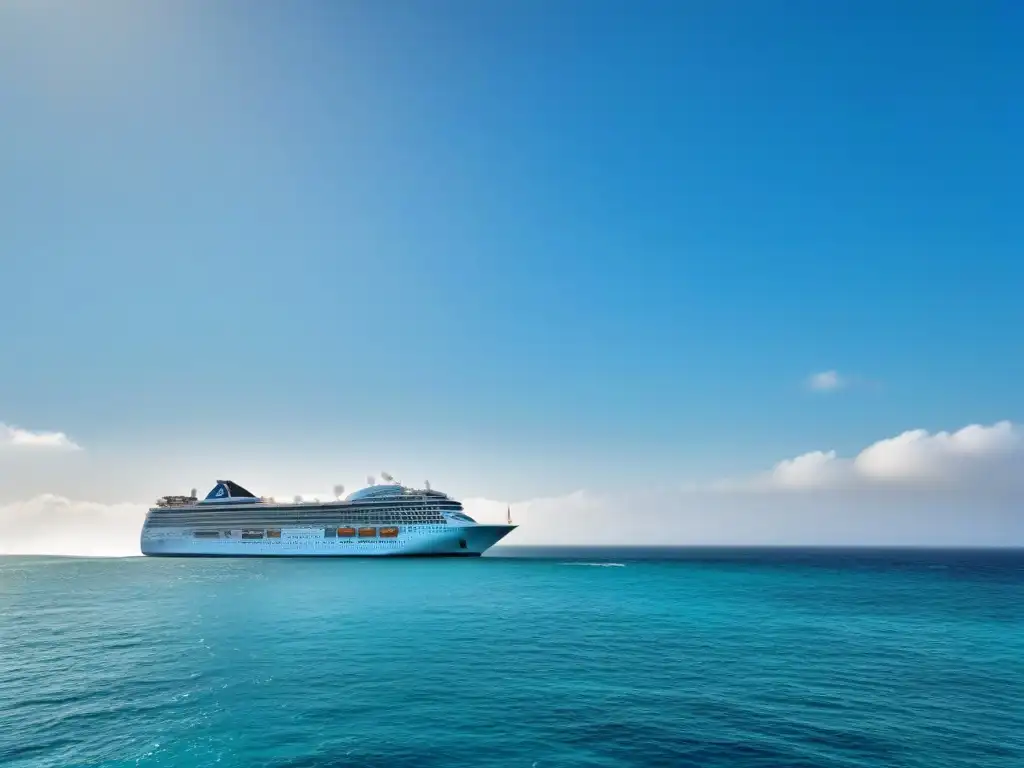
[{"left": 2, "top": 1, "right": 1022, "bottom": 507}]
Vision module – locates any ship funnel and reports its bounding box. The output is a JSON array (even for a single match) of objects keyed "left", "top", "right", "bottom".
[
  {"left": 333, "top": 484, "right": 345, "bottom": 499},
  {"left": 425, "top": 479, "right": 431, "bottom": 491},
  {"left": 367, "top": 475, "right": 375, "bottom": 486},
  {"left": 190, "top": 488, "right": 197, "bottom": 498}
]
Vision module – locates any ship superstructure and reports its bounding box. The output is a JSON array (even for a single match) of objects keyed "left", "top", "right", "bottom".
[{"left": 140, "top": 479, "right": 515, "bottom": 557}]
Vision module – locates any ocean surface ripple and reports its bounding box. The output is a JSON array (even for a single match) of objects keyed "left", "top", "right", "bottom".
[{"left": 1, "top": 548, "right": 1022, "bottom": 767}]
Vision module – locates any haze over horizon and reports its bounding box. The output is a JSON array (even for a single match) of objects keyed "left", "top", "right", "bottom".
[{"left": 2, "top": 2, "right": 1022, "bottom": 554}]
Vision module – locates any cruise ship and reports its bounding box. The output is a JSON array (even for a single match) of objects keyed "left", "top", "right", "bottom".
[{"left": 140, "top": 479, "right": 516, "bottom": 557}]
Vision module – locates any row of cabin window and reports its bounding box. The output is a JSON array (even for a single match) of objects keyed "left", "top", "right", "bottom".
[
  {"left": 161, "top": 521, "right": 440, "bottom": 529},
  {"left": 196, "top": 528, "right": 403, "bottom": 539},
  {"left": 164, "top": 508, "right": 447, "bottom": 518},
  {"left": 154, "top": 514, "right": 444, "bottom": 524}
]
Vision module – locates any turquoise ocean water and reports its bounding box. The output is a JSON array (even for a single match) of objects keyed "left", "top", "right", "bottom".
[{"left": 1, "top": 548, "right": 1022, "bottom": 767}]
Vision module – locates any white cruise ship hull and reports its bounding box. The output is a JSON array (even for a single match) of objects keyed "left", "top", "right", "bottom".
[{"left": 141, "top": 524, "right": 515, "bottom": 557}]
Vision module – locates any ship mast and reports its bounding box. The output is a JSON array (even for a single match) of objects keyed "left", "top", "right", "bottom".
[{"left": 506, "top": 505, "right": 512, "bottom": 525}]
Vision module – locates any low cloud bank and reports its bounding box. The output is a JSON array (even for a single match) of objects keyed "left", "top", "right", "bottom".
[
  {"left": 468, "top": 420, "right": 1024, "bottom": 546},
  {"left": 0, "top": 495, "right": 146, "bottom": 557},
  {"left": 1, "top": 421, "right": 1021, "bottom": 555},
  {"left": 465, "top": 487, "right": 1022, "bottom": 547}
]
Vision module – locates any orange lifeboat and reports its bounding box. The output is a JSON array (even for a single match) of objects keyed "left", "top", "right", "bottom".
[
  {"left": 379, "top": 527, "right": 399, "bottom": 538},
  {"left": 337, "top": 527, "right": 356, "bottom": 537},
  {"left": 358, "top": 527, "right": 377, "bottom": 538}
]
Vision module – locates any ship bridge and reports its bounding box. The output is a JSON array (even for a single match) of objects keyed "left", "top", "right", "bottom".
[
  {"left": 346, "top": 485, "right": 452, "bottom": 502},
  {"left": 346, "top": 485, "right": 406, "bottom": 502}
]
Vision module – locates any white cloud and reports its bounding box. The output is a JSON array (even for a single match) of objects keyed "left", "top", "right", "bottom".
[
  {"left": 853, "top": 420, "right": 1018, "bottom": 483},
  {"left": 1, "top": 423, "right": 82, "bottom": 451},
  {"left": 769, "top": 449, "right": 842, "bottom": 489},
  {"left": 753, "top": 420, "right": 1021, "bottom": 491},
  {"left": 807, "top": 370, "right": 844, "bottom": 391}
]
